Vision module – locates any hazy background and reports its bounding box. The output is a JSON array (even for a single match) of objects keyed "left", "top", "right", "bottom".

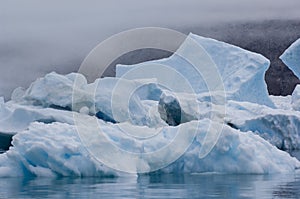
[{"left": 1, "top": 0, "right": 300, "bottom": 99}]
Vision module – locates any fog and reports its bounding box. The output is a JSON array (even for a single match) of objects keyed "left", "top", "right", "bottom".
[{"left": 1, "top": 0, "right": 300, "bottom": 99}]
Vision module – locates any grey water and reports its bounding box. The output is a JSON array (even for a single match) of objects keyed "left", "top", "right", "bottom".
[
  {"left": 1, "top": 172, "right": 300, "bottom": 199},
  {"left": 0, "top": 151, "right": 299, "bottom": 199}
]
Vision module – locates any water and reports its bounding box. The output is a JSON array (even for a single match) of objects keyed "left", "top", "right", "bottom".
[
  {"left": 0, "top": 151, "right": 299, "bottom": 198},
  {"left": 0, "top": 173, "right": 300, "bottom": 199}
]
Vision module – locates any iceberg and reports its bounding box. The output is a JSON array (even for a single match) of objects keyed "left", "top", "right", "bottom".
[
  {"left": 117, "top": 33, "right": 274, "bottom": 107},
  {"left": 0, "top": 119, "right": 299, "bottom": 177},
  {"left": 1, "top": 33, "right": 300, "bottom": 177},
  {"left": 13, "top": 72, "right": 165, "bottom": 127},
  {"left": 162, "top": 120, "right": 300, "bottom": 174},
  {"left": 280, "top": 38, "right": 300, "bottom": 79},
  {"left": 0, "top": 122, "right": 119, "bottom": 177},
  {"left": 225, "top": 101, "right": 300, "bottom": 150},
  {"left": 156, "top": 90, "right": 300, "bottom": 150},
  {"left": 0, "top": 103, "right": 75, "bottom": 134}
]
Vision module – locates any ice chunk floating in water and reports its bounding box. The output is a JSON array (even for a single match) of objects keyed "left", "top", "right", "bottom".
[
  {"left": 0, "top": 33, "right": 300, "bottom": 177},
  {"left": 0, "top": 119, "right": 299, "bottom": 177},
  {"left": 0, "top": 122, "right": 119, "bottom": 177}
]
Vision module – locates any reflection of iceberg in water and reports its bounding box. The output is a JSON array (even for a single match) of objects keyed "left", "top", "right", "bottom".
[
  {"left": 0, "top": 173, "right": 299, "bottom": 198},
  {"left": 0, "top": 34, "right": 300, "bottom": 177}
]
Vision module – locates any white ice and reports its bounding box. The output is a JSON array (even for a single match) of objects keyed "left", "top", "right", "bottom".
[
  {"left": 1, "top": 34, "right": 300, "bottom": 177},
  {"left": 280, "top": 38, "right": 300, "bottom": 79},
  {"left": 0, "top": 118, "right": 299, "bottom": 177},
  {"left": 12, "top": 72, "right": 165, "bottom": 127},
  {"left": 117, "top": 33, "right": 274, "bottom": 107},
  {"left": 292, "top": 85, "right": 300, "bottom": 111},
  {"left": 158, "top": 90, "right": 300, "bottom": 150}
]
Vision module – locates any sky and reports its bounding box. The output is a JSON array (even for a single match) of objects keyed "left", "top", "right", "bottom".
[{"left": 1, "top": 0, "right": 300, "bottom": 99}]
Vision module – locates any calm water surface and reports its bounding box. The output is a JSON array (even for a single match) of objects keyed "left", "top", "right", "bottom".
[
  {"left": 0, "top": 173, "right": 300, "bottom": 199},
  {"left": 0, "top": 151, "right": 299, "bottom": 199}
]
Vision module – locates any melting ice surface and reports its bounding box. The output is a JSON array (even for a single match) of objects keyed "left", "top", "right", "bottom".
[{"left": 1, "top": 33, "right": 300, "bottom": 177}]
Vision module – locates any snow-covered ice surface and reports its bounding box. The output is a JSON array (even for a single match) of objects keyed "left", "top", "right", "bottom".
[
  {"left": 280, "top": 38, "right": 300, "bottom": 79},
  {"left": 1, "top": 34, "right": 300, "bottom": 177}
]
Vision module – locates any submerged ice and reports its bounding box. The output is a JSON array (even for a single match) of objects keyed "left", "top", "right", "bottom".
[{"left": 1, "top": 33, "right": 300, "bottom": 177}]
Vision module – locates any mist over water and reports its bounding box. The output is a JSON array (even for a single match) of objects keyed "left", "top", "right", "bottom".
[{"left": 1, "top": 0, "right": 300, "bottom": 99}]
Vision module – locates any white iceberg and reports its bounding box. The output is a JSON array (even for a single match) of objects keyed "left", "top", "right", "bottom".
[
  {"left": 0, "top": 103, "right": 74, "bottom": 134},
  {"left": 1, "top": 33, "right": 300, "bottom": 177},
  {"left": 117, "top": 33, "right": 274, "bottom": 107},
  {"left": 12, "top": 72, "right": 165, "bottom": 127},
  {"left": 226, "top": 101, "right": 300, "bottom": 150},
  {"left": 0, "top": 122, "right": 119, "bottom": 177},
  {"left": 0, "top": 119, "right": 299, "bottom": 177},
  {"left": 280, "top": 38, "right": 300, "bottom": 79},
  {"left": 157, "top": 90, "right": 300, "bottom": 150},
  {"left": 162, "top": 120, "right": 300, "bottom": 174}
]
